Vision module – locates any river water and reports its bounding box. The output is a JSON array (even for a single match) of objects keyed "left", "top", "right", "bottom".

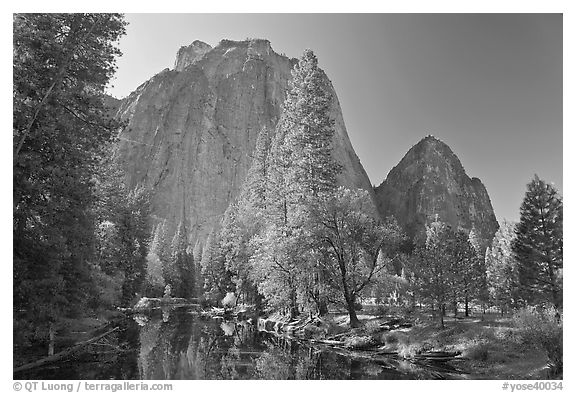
[{"left": 17, "top": 308, "right": 463, "bottom": 380}]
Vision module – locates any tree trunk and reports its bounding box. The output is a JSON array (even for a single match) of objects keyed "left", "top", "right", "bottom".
[
  {"left": 453, "top": 301, "right": 458, "bottom": 317},
  {"left": 48, "top": 323, "right": 55, "bottom": 356},
  {"left": 465, "top": 295, "right": 470, "bottom": 317},
  {"left": 439, "top": 303, "right": 445, "bottom": 328},
  {"left": 15, "top": 327, "right": 119, "bottom": 374},
  {"left": 289, "top": 288, "right": 298, "bottom": 320},
  {"left": 318, "top": 299, "right": 328, "bottom": 316},
  {"left": 551, "top": 286, "right": 561, "bottom": 311},
  {"left": 347, "top": 297, "right": 360, "bottom": 328}
]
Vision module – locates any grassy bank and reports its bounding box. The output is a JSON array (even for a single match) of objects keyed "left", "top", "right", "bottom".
[{"left": 261, "top": 309, "right": 555, "bottom": 380}]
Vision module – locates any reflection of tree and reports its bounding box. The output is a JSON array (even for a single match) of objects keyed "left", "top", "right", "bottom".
[
  {"left": 254, "top": 337, "right": 360, "bottom": 380},
  {"left": 220, "top": 346, "right": 241, "bottom": 379},
  {"left": 114, "top": 319, "right": 141, "bottom": 379},
  {"left": 255, "top": 342, "right": 295, "bottom": 379},
  {"left": 135, "top": 313, "right": 424, "bottom": 380},
  {"left": 138, "top": 311, "right": 193, "bottom": 379}
]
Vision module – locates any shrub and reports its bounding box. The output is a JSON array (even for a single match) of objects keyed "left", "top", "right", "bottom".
[
  {"left": 344, "top": 335, "right": 376, "bottom": 349},
  {"left": 364, "top": 320, "right": 382, "bottom": 334},
  {"left": 512, "top": 306, "right": 562, "bottom": 375},
  {"left": 222, "top": 292, "right": 237, "bottom": 308},
  {"left": 464, "top": 343, "right": 490, "bottom": 361},
  {"left": 398, "top": 341, "right": 433, "bottom": 359},
  {"left": 376, "top": 305, "right": 389, "bottom": 316},
  {"left": 384, "top": 332, "right": 400, "bottom": 344}
]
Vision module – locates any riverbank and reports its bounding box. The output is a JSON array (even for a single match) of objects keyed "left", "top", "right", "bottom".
[
  {"left": 14, "top": 309, "right": 125, "bottom": 371},
  {"left": 15, "top": 303, "right": 555, "bottom": 380},
  {"left": 257, "top": 310, "right": 553, "bottom": 379}
]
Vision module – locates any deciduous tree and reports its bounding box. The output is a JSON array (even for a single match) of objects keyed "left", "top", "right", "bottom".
[
  {"left": 485, "top": 221, "right": 519, "bottom": 314},
  {"left": 310, "top": 187, "right": 403, "bottom": 327}
]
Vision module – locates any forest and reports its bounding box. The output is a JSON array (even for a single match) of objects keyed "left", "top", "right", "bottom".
[{"left": 13, "top": 14, "right": 563, "bottom": 379}]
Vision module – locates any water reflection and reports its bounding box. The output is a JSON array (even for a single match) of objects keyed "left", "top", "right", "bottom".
[
  {"left": 16, "top": 308, "right": 458, "bottom": 380},
  {"left": 135, "top": 310, "right": 415, "bottom": 380}
]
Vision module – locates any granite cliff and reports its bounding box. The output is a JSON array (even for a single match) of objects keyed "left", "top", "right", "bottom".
[
  {"left": 114, "top": 39, "right": 374, "bottom": 243},
  {"left": 374, "top": 135, "right": 499, "bottom": 252}
]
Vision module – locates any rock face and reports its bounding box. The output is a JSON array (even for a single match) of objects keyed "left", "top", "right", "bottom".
[
  {"left": 173, "top": 40, "right": 212, "bottom": 71},
  {"left": 374, "top": 135, "right": 499, "bottom": 251},
  {"left": 115, "top": 39, "right": 374, "bottom": 244}
]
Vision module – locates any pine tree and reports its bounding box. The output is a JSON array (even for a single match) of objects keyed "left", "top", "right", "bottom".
[
  {"left": 166, "top": 222, "right": 195, "bottom": 298},
  {"left": 117, "top": 186, "right": 152, "bottom": 305},
  {"left": 512, "top": 176, "right": 563, "bottom": 308},
  {"left": 147, "top": 220, "right": 169, "bottom": 292},
  {"left": 239, "top": 126, "right": 273, "bottom": 215},
  {"left": 446, "top": 228, "right": 489, "bottom": 317},
  {"left": 201, "top": 229, "right": 233, "bottom": 303},
  {"left": 279, "top": 49, "right": 341, "bottom": 200},
  {"left": 13, "top": 13, "right": 127, "bottom": 340},
  {"left": 257, "top": 49, "right": 343, "bottom": 316}
]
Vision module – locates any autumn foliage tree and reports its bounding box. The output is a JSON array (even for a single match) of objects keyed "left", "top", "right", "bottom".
[
  {"left": 310, "top": 188, "right": 403, "bottom": 327},
  {"left": 485, "top": 221, "right": 519, "bottom": 313}
]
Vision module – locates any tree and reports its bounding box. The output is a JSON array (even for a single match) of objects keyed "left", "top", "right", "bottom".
[
  {"left": 280, "top": 49, "right": 341, "bottom": 199},
  {"left": 467, "top": 228, "right": 490, "bottom": 317},
  {"left": 201, "top": 229, "right": 233, "bottom": 303},
  {"left": 167, "top": 222, "right": 195, "bottom": 298},
  {"left": 248, "top": 224, "right": 303, "bottom": 318},
  {"left": 13, "top": 13, "right": 127, "bottom": 342},
  {"left": 116, "top": 186, "right": 152, "bottom": 305},
  {"left": 512, "top": 176, "right": 563, "bottom": 309},
  {"left": 259, "top": 49, "right": 342, "bottom": 316},
  {"left": 485, "top": 221, "right": 519, "bottom": 314},
  {"left": 239, "top": 126, "right": 273, "bottom": 214},
  {"left": 145, "top": 221, "right": 168, "bottom": 295},
  {"left": 451, "top": 230, "right": 486, "bottom": 317},
  {"left": 412, "top": 222, "right": 455, "bottom": 328},
  {"left": 445, "top": 231, "right": 472, "bottom": 317},
  {"left": 266, "top": 49, "right": 341, "bottom": 225},
  {"left": 310, "top": 187, "right": 404, "bottom": 327},
  {"left": 220, "top": 202, "right": 261, "bottom": 306}
]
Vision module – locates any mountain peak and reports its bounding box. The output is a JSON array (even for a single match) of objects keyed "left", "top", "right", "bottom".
[
  {"left": 375, "top": 136, "right": 498, "bottom": 252},
  {"left": 116, "top": 38, "right": 373, "bottom": 244},
  {"left": 415, "top": 134, "right": 451, "bottom": 150},
  {"left": 174, "top": 40, "right": 212, "bottom": 71}
]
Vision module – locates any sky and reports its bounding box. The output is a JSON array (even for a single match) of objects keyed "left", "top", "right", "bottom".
[{"left": 106, "top": 13, "right": 562, "bottom": 223}]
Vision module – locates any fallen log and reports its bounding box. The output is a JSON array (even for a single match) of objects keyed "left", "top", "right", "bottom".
[
  {"left": 311, "top": 339, "right": 344, "bottom": 346},
  {"left": 325, "top": 331, "right": 350, "bottom": 340},
  {"left": 414, "top": 351, "right": 462, "bottom": 361},
  {"left": 14, "top": 327, "right": 119, "bottom": 374}
]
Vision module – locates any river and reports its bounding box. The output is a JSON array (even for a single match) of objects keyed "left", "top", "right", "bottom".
[{"left": 16, "top": 307, "right": 465, "bottom": 380}]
